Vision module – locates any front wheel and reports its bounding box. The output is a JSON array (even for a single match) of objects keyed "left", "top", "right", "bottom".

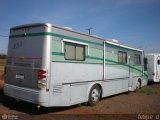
[{"left": 88, "top": 85, "right": 101, "bottom": 106}]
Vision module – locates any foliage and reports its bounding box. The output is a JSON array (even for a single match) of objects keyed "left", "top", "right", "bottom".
[{"left": 138, "top": 86, "right": 160, "bottom": 95}]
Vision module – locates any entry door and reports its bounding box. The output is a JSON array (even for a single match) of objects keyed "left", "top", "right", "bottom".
[
  {"left": 156, "top": 56, "right": 160, "bottom": 81},
  {"left": 129, "top": 56, "right": 133, "bottom": 87}
]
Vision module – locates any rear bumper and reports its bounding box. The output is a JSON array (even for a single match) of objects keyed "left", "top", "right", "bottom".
[{"left": 4, "top": 83, "right": 49, "bottom": 107}]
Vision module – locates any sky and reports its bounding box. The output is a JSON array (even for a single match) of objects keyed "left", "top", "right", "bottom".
[{"left": 0, "top": 0, "right": 160, "bottom": 54}]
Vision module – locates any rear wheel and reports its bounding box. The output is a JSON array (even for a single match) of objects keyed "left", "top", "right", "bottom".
[
  {"left": 88, "top": 85, "right": 101, "bottom": 106},
  {"left": 136, "top": 79, "right": 141, "bottom": 90}
]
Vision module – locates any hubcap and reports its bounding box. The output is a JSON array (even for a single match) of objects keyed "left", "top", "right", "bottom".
[{"left": 91, "top": 89, "right": 99, "bottom": 102}]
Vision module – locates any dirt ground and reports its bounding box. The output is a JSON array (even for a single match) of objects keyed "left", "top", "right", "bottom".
[{"left": 0, "top": 70, "right": 160, "bottom": 120}]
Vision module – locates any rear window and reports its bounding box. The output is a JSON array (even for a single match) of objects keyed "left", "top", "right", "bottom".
[{"left": 8, "top": 25, "right": 45, "bottom": 60}]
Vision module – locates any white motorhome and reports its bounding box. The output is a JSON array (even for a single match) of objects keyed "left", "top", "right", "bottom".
[
  {"left": 4, "top": 23, "right": 148, "bottom": 107},
  {"left": 146, "top": 53, "right": 160, "bottom": 82}
]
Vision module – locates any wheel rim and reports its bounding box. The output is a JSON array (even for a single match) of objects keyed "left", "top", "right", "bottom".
[{"left": 91, "top": 88, "right": 99, "bottom": 103}]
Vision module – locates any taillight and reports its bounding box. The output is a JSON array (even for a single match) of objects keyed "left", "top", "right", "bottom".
[
  {"left": 37, "top": 69, "right": 47, "bottom": 88},
  {"left": 38, "top": 75, "right": 46, "bottom": 79},
  {"left": 38, "top": 70, "right": 46, "bottom": 75},
  {"left": 152, "top": 72, "right": 155, "bottom": 76},
  {"left": 37, "top": 69, "right": 46, "bottom": 80}
]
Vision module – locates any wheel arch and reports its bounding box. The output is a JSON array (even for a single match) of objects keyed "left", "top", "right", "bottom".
[
  {"left": 86, "top": 82, "right": 103, "bottom": 100},
  {"left": 137, "top": 77, "right": 142, "bottom": 86},
  {"left": 135, "top": 77, "right": 142, "bottom": 90}
]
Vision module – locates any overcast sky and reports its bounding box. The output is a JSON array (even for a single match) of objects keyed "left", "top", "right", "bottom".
[{"left": 0, "top": 0, "right": 160, "bottom": 54}]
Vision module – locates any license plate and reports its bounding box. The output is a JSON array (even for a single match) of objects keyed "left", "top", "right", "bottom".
[{"left": 16, "top": 74, "right": 25, "bottom": 79}]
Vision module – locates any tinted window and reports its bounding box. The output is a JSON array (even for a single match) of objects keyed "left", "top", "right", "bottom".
[
  {"left": 118, "top": 51, "right": 127, "bottom": 64},
  {"left": 144, "top": 58, "right": 148, "bottom": 71},
  {"left": 64, "top": 42, "right": 85, "bottom": 61},
  {"left": 134, "top": 54, "right": 141, "bottom": 65}
]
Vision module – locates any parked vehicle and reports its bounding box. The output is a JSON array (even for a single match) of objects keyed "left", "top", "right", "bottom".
[
  {"left": 4, "top": 23, "right": 148, "bottom": 107},
  {"left": 146, "top": 53, "right": 160, "bottom": 83}
]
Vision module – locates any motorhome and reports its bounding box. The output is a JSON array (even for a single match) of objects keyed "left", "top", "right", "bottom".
[
  {"left": 4, "top": 23, "right": 148, "bottom": 107},
  {"left": 146, "top": 53, "right": 160, "bottom": 82}
]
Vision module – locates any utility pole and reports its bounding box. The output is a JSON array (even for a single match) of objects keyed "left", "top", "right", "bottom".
[{"left": 86, "top": 27, "right": 93, "bottom": 35}]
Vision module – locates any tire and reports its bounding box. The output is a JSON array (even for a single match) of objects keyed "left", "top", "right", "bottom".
[
  {"left": 88, "top": 85, "right": 101, "bottom": 106},
  {"left": 136, "top": 79, "right": 141, "bottom": 90}
]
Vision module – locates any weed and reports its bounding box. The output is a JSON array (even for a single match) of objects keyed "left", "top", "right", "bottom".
[{"left": 137, "top": 87, "right": 160, "bottom": 95}]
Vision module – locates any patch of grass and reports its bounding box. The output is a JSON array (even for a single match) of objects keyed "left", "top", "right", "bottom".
[{"left": 137, "top": 87, "right": 160, "bottom": 95}]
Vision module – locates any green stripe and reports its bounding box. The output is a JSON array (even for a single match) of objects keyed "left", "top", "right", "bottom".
[
  {"left": 51, "top": 33, "right": 103, "bottom": 46},
  {"left": 86, "top": 56, "right": 103, "bottom": 61},
  {"left": 52, "top": 60, "right": 102, "bottom": 64},
  {"left": 106, "top": 43, "right": 142, "bottom": 54},
  {"left": 10, "top": 32, "right": 142, "bottom": 53},
  {"left": 144, "top": 73, "right": 148, "bottom": 78},
  {"left": 52, "top": 52, "right": 147, "bottom": 77},
  {"left": 52, "top": 52, "right": 64, "bottom": 56},
  {"left": 10, "top": 32, "right": 103, "bottom": 46},
  {"left": 10, "top": 32, "right": 46, "bottom": 38}
]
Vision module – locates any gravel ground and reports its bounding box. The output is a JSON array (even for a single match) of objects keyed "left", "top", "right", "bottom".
[{"left": 0, "top": 71, "right": 160, "bottom": 120}]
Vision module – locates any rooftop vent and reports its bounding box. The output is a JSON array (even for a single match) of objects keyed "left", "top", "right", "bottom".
[
  {"left": 92, "top": 35, "right": 98, "bottom": 37},
  {"left": 64, "top": 27, "right": 73, "bottom": 30},
  {"left": 111, "top": 39, "right": 119, "bottom": 43}
]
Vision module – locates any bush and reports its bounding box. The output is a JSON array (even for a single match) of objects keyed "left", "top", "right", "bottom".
[
  {"left": 137, "top": 86, "right": 160, "bottom": 95},
  {"left": 0, "top": 54, "right": 6, "bottom": 59}
]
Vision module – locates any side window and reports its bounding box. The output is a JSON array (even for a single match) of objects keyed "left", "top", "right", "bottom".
[
  {"left": 144, "top": 58, "right": 148, "bottom": 71},
  {"left": 157, "top": 60, "right": 160, "bottom": 65},
  {"left": 65, "top": 42, "right": 75, "bottom": 60},
  {"left": 118, "top": 51, "right": 127, "bottom": 64},
  {"left": 134, "top": 54, "right": 141, "bottom": 65},
  {"left": 76, "top": 44, "right": 85, "bottom": 60},
  {"left": 64, "top": 42, "right": 85, "bottom": 61}
]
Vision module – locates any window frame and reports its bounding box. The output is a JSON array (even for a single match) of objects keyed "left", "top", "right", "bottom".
[
  {"left": 64, "top": 42, "right": 85, "bottom": 61},
  {"left": 62, "top": 39, "right": 88, "bottom": 61}
]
